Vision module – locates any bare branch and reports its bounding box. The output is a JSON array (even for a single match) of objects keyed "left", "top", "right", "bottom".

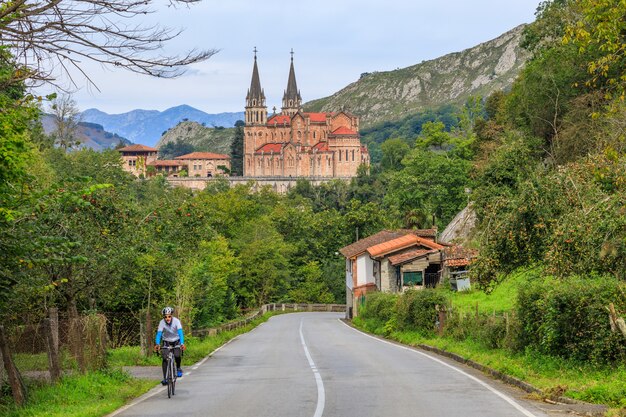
[{"left": 0, "top": 0, "right": 218, "bottom": 88}]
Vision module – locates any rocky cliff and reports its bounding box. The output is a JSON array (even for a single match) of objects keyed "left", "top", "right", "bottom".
[
  {"left": 304, "top": 25, "right": 529, "bottom": 128},
  {"left": 156, "top": 121, "right": 234, "bottom": 154}
]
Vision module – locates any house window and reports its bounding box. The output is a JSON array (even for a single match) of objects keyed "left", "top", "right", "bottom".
[{"left": 403, "top": 271, "right": 423, "bottom": 286}]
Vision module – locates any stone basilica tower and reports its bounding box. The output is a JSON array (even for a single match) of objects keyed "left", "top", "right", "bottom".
[
  {"left": 281, "top": 50, "right": 302, "bottom": 116},
  {"left": 244, "top": 48, "right": 267, "bottom": 126}
]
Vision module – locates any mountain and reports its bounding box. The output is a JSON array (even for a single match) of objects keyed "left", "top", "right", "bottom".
[
  {"left": 156, "top": 121, "right": 235, "bottom": 155},
  {"left": 80, "top": 105, "right": 244, "bottom": 147},
  {"left": 304, "top": 25, "right": 529, "bottom": 128},
  {"left": 41, "top": 114, "right": 131, "bottom": 150}
]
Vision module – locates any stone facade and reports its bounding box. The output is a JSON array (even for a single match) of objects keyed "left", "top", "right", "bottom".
[
  {"left": 118, "top": 144, "right": 158, "bottom": 177},
  {"left": 175, "top": 152, "right": 231, "bottom": 177},
  {"left": 243, "top": 52, "right": 369, "bottom": 178},
  {"left": 118, "top": 148, "right": 231, "bottom": 179}
]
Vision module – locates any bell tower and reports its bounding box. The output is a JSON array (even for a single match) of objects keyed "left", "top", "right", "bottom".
[
  {"left": 245, "top": 48, "right": 267, "bottom": 126},
  {"left": 281, "top": 49, "right": 302, "bottom": 116}
]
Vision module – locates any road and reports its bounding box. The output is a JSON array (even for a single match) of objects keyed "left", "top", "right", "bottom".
[{"left": 109, "top": 312, "right": 567, "bottom": 417}]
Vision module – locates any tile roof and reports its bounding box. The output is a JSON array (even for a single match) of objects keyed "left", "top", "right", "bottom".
[
  {"left": 268, "top": 115, "right": 291, "bottom": 125},
  {"left": 175, "top": 152, "right": 230, "bottom": 160},
  {"left": 388, "top": 249, "right": 437, "bottom": 266},
  {"left": 446, "top": 259, "right": 472, "bottom": 267},
  {"left": 305, "top": 112, "right": 331, "bottom": 123},
  {"left": 118, "top": 144, "right": 158, "bottom": 152},
  {"left": 311, "top": 142, "right": 330, "bottom": 152},
  {"left": 256, "top": 143, "right": 284, "bottom": 153},
  {"left": 338, "top": 229, "right": 440, "bottom": 258},
  {"left": 367, "top": 234, "right": 444, "bottom": 258},
  {"left": 330, "top": 126, "right": 358, "bottom": 136},
  {"left": 443, "top": 245, "right": 478, "bottom": 267}
]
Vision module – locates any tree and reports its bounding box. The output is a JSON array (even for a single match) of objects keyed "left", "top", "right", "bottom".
[
  {"left": 564, "top": 0, "right": 626, "bottom": 104},
  {"left": 380, "top": 138, "right": 410, "bottom": 172},
  {"left": 0, "top": 0, "right": 218, "bottom": 87},
  {"left": 49, "top": 93, "right": 81, "bottom": 150},
  {"left": 158, "top": 139, "right": 195, "bottom": 160},
  {"left": 230, "top": 120, "right": 244, "bottom": 176}
]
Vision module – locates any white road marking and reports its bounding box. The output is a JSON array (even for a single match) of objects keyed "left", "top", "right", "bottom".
[
  {"left": 340, "top": 319, "right": 540, "bottom": 417},
  {"left": 300, "top": 319, "right": 326, "bottom": 417}
]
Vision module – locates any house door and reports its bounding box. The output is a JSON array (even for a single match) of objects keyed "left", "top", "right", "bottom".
[{"left": 424, "top": 264, "right": 440, "bottom": 288}]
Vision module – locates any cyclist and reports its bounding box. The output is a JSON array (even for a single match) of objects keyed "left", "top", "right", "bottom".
[{"left": 154, "top": 306, "right": 186, "bottom": 385}]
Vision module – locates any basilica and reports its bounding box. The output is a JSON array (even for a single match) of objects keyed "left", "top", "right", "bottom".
[{"left": 243, "top": 51, "right": 369, "bottom": 178}]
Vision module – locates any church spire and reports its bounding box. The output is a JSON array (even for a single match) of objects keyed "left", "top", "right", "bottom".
[
  {"left": 245, "top": 47, "right": 267, "bottom": 126},
  {"left": 281, "top": 49, "right": 302, "bottom": 116}
]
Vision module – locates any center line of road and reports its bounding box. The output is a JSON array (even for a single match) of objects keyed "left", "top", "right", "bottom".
[{"left": 300, "top": 320, "right": 325, "bottom": 417}]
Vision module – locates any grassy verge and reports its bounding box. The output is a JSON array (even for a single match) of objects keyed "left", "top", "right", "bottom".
[
  {"left": 0, "top": 369, "right": 155, "bottom": 417},
  {"left": 1, "top": 312, "right": 277, "bottom": 417}
]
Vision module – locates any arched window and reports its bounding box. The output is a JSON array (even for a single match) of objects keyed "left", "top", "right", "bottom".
[
  {"left": 339, "top": 150, "right": 342, "bottom": 162},
  {"left": 352, "top": 150, "right": 355, "bottom": 161}
]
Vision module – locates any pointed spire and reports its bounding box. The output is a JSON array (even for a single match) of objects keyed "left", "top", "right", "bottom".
[
  {"left": 245, "top": 47, "right": 267, "bottom": 126},
  {"left": 247, "top": 47, "right": 265, "bottom": 103},
  {"left": 282, "top": 49, "right": 301, "bottom": 115}
]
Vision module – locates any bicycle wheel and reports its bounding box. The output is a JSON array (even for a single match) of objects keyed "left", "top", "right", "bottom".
[
  {"left": 170, "top": 354, "right": 176, "bottom": 396},
  {"left": 166, "top": 354, "right": 174, "bottom": 398}
]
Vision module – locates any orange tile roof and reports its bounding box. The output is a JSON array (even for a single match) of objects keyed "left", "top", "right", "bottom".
[
  {"left": 149, "top": 160, "right": 184, "bottom": 166},
  {"left": 446, "top": 258, "right": 472, "bottom": 267},
  {"left": 256, "top": 143, "right": 284, "bottom": 153},
  {"left": 367, "top": 234, "right": 444, "bottom": 258},
  {"left": 268, "top": 115, "right": 291, "bottom": 125},
  {"left": 331, "top": 126, "right": 358, "bottom": 136},
  {"left": 311, "top": 142, "right": 330, "bottom": 152},
  {"left": 175, "top": 152, "right": 230, "bottom": 160},
  {"left": 305, "top": 112, "right": 330, "bottom": 123},
  {"left": 388, "top": 249, "right": 437, "bottom": 266},
  {"left": 443, "top": 245, "right": 478, "bottom": 267},
  {"left": 118, "top": 144, "right": 158, "bottom": 152},
  {"left": 338, "top": 229, "right": 439, "bottom": 258},
  {"left": 367, "top": 235, "right": 421, "bottom": 258}
]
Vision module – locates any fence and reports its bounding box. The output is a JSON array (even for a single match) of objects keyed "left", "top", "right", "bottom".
[{"left": 192, "top": 303, "right": 346, "bottom": 337}]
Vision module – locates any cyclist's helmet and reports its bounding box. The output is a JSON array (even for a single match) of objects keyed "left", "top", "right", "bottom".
[{"left": 161, "top": 306, "right": 174, "bottom": 317}]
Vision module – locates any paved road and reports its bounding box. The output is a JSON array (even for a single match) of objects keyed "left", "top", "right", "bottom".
[{"left": 109, "top": 312, "right": 567, "bottom": 417}]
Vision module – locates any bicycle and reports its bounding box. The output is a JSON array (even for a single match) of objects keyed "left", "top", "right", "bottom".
[{"left": 158, "top": 344, "right": 181, "bottom": 398}]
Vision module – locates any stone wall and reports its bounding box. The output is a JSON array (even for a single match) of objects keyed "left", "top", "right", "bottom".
[{"left": 166, "top": 176, "right": 352, "bottom": 194}]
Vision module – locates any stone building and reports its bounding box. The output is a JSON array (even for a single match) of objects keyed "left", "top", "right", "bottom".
[
  {"left": 338, "top": 229, "right": 443, "bottom": 318},
  {"left": 118, "top": 147, "right": 230, "bottom": 178},
  {"left": 243, "top": 51, "right": 369, "bottom": 178},
  {"left": 175, "top": 152, "right": 231, "bottom": 177},
  {"left": 118, "top": 144, "right": 158, "bottom": 177}
]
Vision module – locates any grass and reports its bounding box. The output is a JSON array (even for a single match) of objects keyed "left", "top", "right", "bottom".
[
  {"left": 2, "top": 312, "right": 277, "bottom": 417},
  {"left": 0, "top": 369, "right": 154, "bottom": 417},
  {"left": 444, "top": 268, "right": 541, "bottom": 314}
]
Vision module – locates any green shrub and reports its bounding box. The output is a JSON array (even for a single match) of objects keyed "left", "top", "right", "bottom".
[
  {"left": 445, "top": 309, "right": 517, "bottom": 350},
  {"left": 395, "top": 289, "right": 448, "bottom": 333},
  {"left": 517, "top": 275, "right": 626, "bottom": 364},
  {"left": 361, "top": 292, "right": 397, "bottom": 322}
]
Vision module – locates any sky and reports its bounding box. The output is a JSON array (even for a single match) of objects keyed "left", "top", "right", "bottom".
[{"left": 46, "top": 0, "right": 542, "bottom": 115}]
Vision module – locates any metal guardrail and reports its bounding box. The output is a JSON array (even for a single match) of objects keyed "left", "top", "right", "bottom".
[{"left": 192, "top": 303, "right": 346, "bottom": 337}]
